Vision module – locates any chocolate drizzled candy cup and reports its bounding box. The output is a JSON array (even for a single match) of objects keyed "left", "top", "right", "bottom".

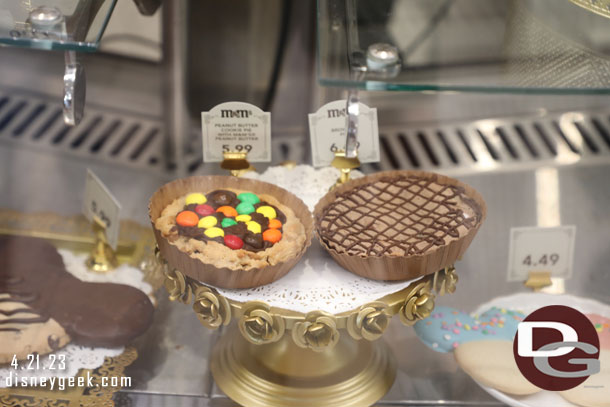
[
  {"left": 149, "top": 176, "right": 313, "bottom": 289},
  {"left": 314, "top": 170, "right": 486, "bottom": 281}
]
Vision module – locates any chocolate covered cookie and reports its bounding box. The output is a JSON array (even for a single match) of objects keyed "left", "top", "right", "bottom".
[{"left": 0, "top": 235, "right": 154, "bottom": 359}]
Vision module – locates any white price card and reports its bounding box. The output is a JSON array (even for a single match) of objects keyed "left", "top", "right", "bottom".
[
  {"left": 308, "top": 100, "right": 380, "bottom": 168},
  {"left": 82, "top": 169, "right": 121, "bottom": 250},
  {"left": 201, "top": 101, "right": 271, "bottom": 163},
  {"left": 507, "top": 226, "right": 576, "bottom": 282}
]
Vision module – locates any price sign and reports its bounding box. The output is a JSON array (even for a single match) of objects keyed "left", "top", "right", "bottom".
[
  {"left": 507, "top": 226, "right": 576, "bottom": 282},
  {"left": 201, "top": 101, "right": 271, "bottom": 163},
  {"left": 82, "top": 169, "right": 121, "bottom": 249},
  {"left": 308, "top": 100, "right": 380, "bottom": 167}
]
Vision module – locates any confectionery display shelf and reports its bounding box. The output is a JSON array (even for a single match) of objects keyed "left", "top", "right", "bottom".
[
  {"left": 1, "top": 136, "right": 609, "bottom": 406},
  {"left": 318, "top": 0, "right": 610, "bottom": 94}
]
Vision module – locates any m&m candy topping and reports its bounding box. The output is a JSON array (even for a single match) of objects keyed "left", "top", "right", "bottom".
[
  {"left": 217, "top": 206, "right": 238, "bottom": 217},
  {"left": 204, "top": 227, "right": 224, "bottom": 238},
  {"left": 238, "top": 192, "right": 260, "bottom": 205},
  {"left": 221, "top": 218, "right": 238, "bottom": 228},
  {"left": 174, "top": 190, "right": 286, "bottom": 252},
  {"left": 176, "top": 211, "right": 199, "bottom": 227},
  {"left": 236, "top": 202, "right": 255, "bottom": 215},
  {"left": 268, "top": 219, "right": 282, "bottom": 229},
  {"left": 198, "top": 216, "right": 217, "bottom": 229},
  {"left": 236, "top": 214, "right": 251, "bottom": 223},
  {"left": 246, "top": 221, "right": 262, "bottom": 234},
  {"left": 224, "top": 235, "right": 244, "bottom": 250},
  {"left": 185, "top": 193, "right": 206, "bottom": 205},
  {"left": 263, "top": 229, "right": 282, "bottom": 243},
  {"left": 195, "top": 204, "right": 215, "bottom": 217},
  {"left": 256, "top": 206, "right": 276, "bottom": 219}
]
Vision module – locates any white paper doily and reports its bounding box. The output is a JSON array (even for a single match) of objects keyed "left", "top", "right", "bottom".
[
  {"left": 59, "top": 249, "right": 153, "bottom": 297},
  {"left": 220, "top": 165, "right": 422, "bottom": 314},
  {"left": 243, "top": 165, "right": 363, "bottom": 212},
  {"left": 217, "top": 240, "right": 420, "bottom": 314},
  {"left": 1, "top": 251, "right": 151, "bottom": 387}
]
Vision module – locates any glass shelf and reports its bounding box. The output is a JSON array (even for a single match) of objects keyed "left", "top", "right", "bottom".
[
  {"left": 318, "top": 0, "right": 610, "bottom": 94},
  {"left": 0, "top": 0, "right": 116, "bottom": 52}
]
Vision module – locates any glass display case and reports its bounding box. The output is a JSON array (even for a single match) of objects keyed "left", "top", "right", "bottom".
[
  {"left": 0, "top": 1, "right": 609, "bottom": 407},
  {"left": 318, "top": 0, "right": 610, "bottom": 93},
  {"left": 0, "top": 0, "right": 117, "bottom": 51}
]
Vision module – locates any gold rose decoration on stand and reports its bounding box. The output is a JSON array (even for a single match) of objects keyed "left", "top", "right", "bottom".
[
  {"left": 238, "top": 302, "right": 286, "bottom": 345},
  {"left": 193, "top": 286, "right": 231, "bottom": 329},
  {"left": 158, "top": 259, "right": 456, "bottom": 349},
  {"left": 292, "top": 311, "right": 340, "bottom": 351},
  {"left": 163, "top": 268, "right": 192, "bottom": 304},
  {"left": 346, "top": 301, "right": 391, "bottom": 341},
  {"left": 433, "top": 265, "right": 458, "bottom": 296},
  {"left": 399, "top": 281, "right": 436, "bottom": 326}
]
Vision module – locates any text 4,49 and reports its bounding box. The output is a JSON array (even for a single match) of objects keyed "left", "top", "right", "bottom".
[{"left": 522, "top": 254, "right": 559, "bottom": 267}]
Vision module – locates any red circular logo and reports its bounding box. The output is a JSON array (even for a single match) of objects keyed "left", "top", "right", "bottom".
[{"left": 513, "top": 305, "right": 600, "bottom": 391}]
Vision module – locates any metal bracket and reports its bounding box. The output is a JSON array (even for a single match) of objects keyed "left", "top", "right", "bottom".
[
  {"left": 27, "top": 6, "right": 86, "bottom": 126},
  {"left": 63, "top": 50, "right": 86, "bottom": 126}
]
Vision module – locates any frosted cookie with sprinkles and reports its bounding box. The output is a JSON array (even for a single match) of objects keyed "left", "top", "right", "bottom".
[{"left": 414, "top": 306, "right": 524, "bottom": 352}]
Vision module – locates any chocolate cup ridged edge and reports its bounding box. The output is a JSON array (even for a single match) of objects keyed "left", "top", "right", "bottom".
[
  {"left": 149, "top": 175, "right": 313, "bottom": 289},
  {"left": 313, "top": 170, "right": 487, "bottom": 281}
]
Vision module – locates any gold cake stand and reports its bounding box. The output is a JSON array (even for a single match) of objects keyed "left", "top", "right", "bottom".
[{"left": 158, "top": 250, "right": 459, "bottom": 407}]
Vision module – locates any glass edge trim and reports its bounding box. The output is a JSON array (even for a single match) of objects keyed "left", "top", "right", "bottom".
[
  {"left": 317, "top": 77, "right": 610, "bottom": 95},
  {"left": 94, "top": 0, "right": 118, "bottom": 44}
]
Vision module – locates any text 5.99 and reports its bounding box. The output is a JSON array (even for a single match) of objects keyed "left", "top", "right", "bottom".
[{"left": 222, "top": 144, "right": 252, "bottom": 153}]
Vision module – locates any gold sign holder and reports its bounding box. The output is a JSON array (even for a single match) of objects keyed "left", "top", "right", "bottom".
[
  {"left": 524, "top": 271, "right": 552, "bottom": 291},
  {"left": 85, "top": 215, "right": 118, "bottom": 273},
  {"left": 221, "top": 151, "right": 255, "bottom": 177},
  {"left": 330, "top": 150, "right": 360, "bottom": 190},
  {"left": 524, "top": 271, "right": 566, "bottom": 294}
]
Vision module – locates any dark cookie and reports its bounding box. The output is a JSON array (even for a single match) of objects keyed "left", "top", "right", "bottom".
[{"left": 0, "top": 235, "right": 154, "bottom": 348}]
